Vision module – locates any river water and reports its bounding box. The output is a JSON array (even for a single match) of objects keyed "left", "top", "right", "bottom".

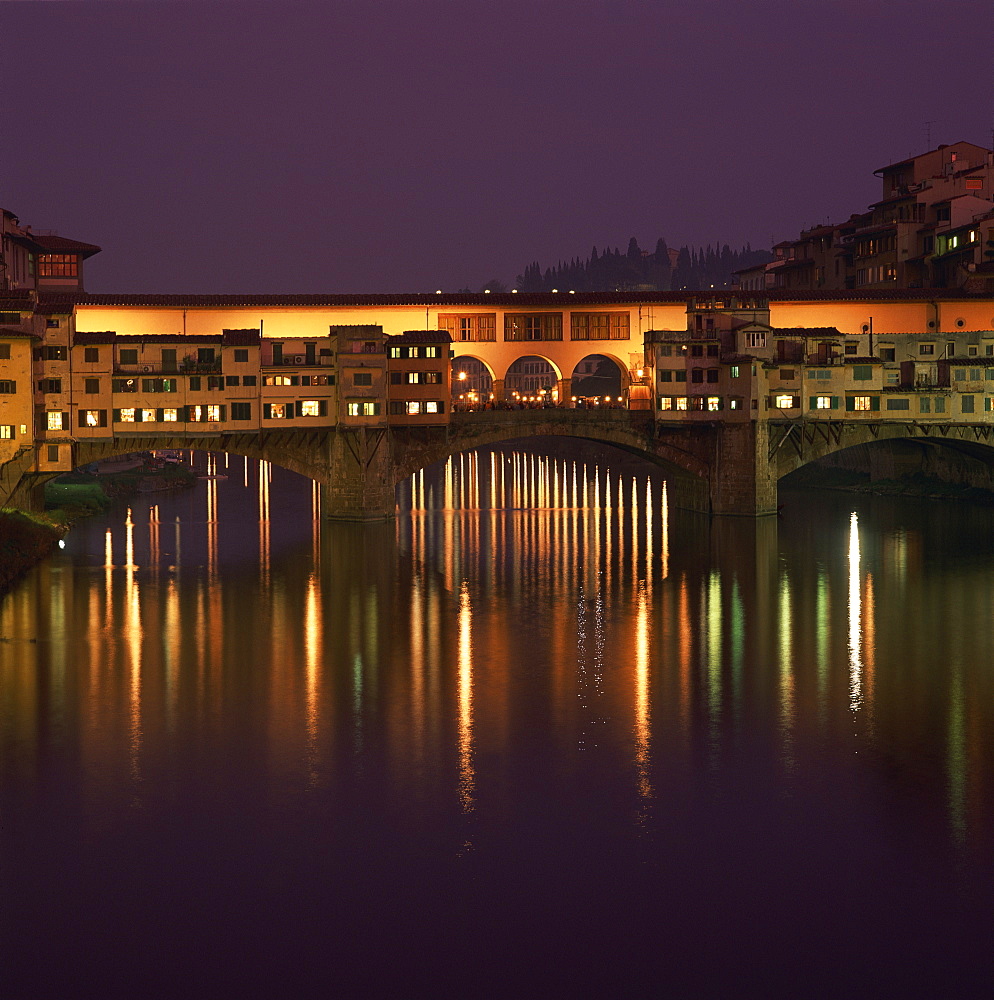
[{"left": 2, "top": 448, "right": 994, "bottom": 997}]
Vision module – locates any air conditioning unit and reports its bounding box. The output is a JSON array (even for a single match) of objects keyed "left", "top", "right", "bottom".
[
  {"left": 141, "top": 365, "right": 152, "bottom": 373},
  {"left": 294, "top": 355, "right": 305, "bottom": 365}
]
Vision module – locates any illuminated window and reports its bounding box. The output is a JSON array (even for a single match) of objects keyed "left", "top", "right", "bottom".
[
  {"left": 439, "top": 315, "right": 497, "bottom": 343},
  {"left": 207, "top": 405, "right": 222, "bottom": 421},
  {"left": 408, "top": 347, "right": 420, "bottom": 359},
  {"left": 814, "top": 396, "right": 832, "bottom": 409},
  {"left": 189, "top": 405, "right": 203, "bottom": 422},
  {"left": 730, "top": 365, "right": 739, "bottom": 378},
  {"left": 745, "top": 332, "right": 766, "bottom": 349},
  {"left": 407, "top": 401, "right": 420, "bottom": 415},
  {"left": 47, "top": 411, "right": 64, "bottom": 431},
  {"left": 658, "top": 397, "right": 673, "bottom": 410},
  {"left": 264, "top": 375, "right": 297, "bottom": 387},
  {"left": 163, "top": 408, "right": 178, "bottom": 422},
  {"left": 347, "top": 402, "right": 360, "bottom": 416},
  {"left": 362, "top": 402, "right": 379, "bottom": 416},
  {"left": 407, "top": 372, "right": 422, "bottom": 384},
  {"left": 775, "top": 394, "right": 794, "bottom": 408},
  {"left": 301, "top": 400, "right": 321, "bottom": 417},
  {"left": 504, "top": 314, "right": 563, "bottom": 341},
  {"left": 707, "top": 397, "right": 721, "bottom": 411},
  {"left": 85, "top": 410, "right": 100, "bottom": 427},
  {"left": 37, "top": 254, "right": 78, "bottom": 277},
  {"left": 389, "top": 347, "right": 402, "bottom": 358},
  {"left": 852, "top": 396, "right": 872, "bottom": 411},
  {"left": 267, "top": 403, "right": 290, "bottom": 419},
  {"left": 675, "top": 397, "right": 688, "bottom": 410},
  {"left": 570, "top": 313, "right": 630, "bottom": 341},
  {"left": 424, "top": 346, "right": 439, "bottom": 358},
  {"left": 0, "top": 425, "right": 13, "bottom": 439},
  {"left": 425, "top": 401, "right": 440, "bottom": 413},
  {"left": 120, "top": 408, "right": 136, "bottom": 422}
]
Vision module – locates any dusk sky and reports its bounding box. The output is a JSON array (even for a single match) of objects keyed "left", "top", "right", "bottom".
[{"left": 5, "top": 0, "right": 993, "bottom": 293}]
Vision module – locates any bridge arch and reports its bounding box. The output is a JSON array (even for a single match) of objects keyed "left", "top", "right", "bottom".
[{"left": 769, "top": 419, "right": 994, "bottom": 484}]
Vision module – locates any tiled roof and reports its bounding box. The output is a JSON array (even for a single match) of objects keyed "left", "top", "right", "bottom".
[
  {"left": 34, "top": 287, "right": 994, "bottom": 309},
  {"left": 0, "top": 325, "right": 41, "bottom": 338},
  {"left": 31, "top": 234, "right": 101, "bottom": 257},
  {"left": 770, "top": 327, "right": 843, "bottom": 337},
  {"left": 221, "top": 329, "right": 261, "bottom": 345},
  {"left": 393, "top": 330, "right": 452, "bottom": 343},
  {"left": 74, "top": 331, "right": 224, "bottom": 344}
]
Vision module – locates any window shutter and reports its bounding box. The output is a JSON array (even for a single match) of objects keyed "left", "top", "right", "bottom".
[
  {"left": 809, "top": 397, "right": 816, "bottom": 410},
  {"left": 263, "top": 404, "right": 272, "bottom": 419},
  {"left": 845, "top": 397, "right": 855, "bottom": 411},
  {"left": 295, "top": 400, "right": 303, "bottom": 417},
  {"left": 113, "top": 408, "right": 121, "bottom": 422},
  {"left": 831, "top": 396, "right": 839, "bottom": 409},
  {"left": 870, "top": 396, "right": 880, "bottom": 411},
  {"left": 319, "top": 400, "right": 327, "bottom": 417}
]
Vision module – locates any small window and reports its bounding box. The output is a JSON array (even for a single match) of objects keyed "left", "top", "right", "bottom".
[
  {"left": 47, "top": 445, "right": 60, "bottom": 462},
  {"left": 879, "top": 348, "right": 895, "bottom": 361},
  {"left": 919, "top": 397, "right": 931, "bottom": 413},
  {"left": 85, "top": 378, "right": 100, "bottom": 394},
  {"left": 0, "top": 380, "right": 16, "bottom": 394},
  {"left": 84, "top": 347, "right": 99, "bottom": 363},
  {"left": 853, "top": 365, "right": 872, "bottom": 381},
  {"left": 242, "top": 375, "right": 257, "bottom": 387},
  {"left": 961, "top": 395, "right": 975, "bottom": 413},
  {"left": 730, "top": 365, "right": 739, "bottom": 378},
  {"left": 885, "top": 398, "right": 910, "bottom": 410},
  {"left": 919, "top": 344, "right": 935, "bottom": 356},
  {"left": 353, "top": 372, "right": 373, "bottom": 386},
  {"left": 0, "top": 425, "right": 15, "bottom": 439},
  {"left": 779, "top": 369, "right": 795, "bottom": 380},
  {"left": 198, "top": 348, "right": 216, "bottom": 363},
  {"left": 119, "top": 349, "right": 138, "bottom": 364},
  {"left": 226, "top": 376, "right": 240, "bottom": 386},
  {"left": 234, "top": 349, "right": 249, "bottom": 363},
  {"left": 844, "top": 343, "right": 858, "bottom": 355},
  {"left": 47, "top": 411, "right": 65, "bottom": 430},
  {"left": 231, "top": 402, "right": 252, "bottom": 421}
]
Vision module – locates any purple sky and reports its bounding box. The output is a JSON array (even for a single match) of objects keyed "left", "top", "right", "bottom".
[{"left": 4, "top": 0, "right": 993, "bottom": 293}]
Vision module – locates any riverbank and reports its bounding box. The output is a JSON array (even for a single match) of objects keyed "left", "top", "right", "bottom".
[{"left": 0, "top": 509, "right": 66, "bottom": 596}]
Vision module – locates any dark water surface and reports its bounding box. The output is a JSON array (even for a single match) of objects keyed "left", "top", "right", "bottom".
[{"left": 3, "top": 450, "right": 994, "bottom": 998}]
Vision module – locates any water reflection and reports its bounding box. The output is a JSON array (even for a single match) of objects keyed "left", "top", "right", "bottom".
[{"left": 2, "top": 449, "right": 994, "bottom": 987}]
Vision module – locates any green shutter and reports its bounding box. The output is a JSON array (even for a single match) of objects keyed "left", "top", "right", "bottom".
[
  {"left": 870, "top": 396, "right": 880, "bottom": 411},
  {"left": 845, "top": 396, "right": 855, "bottom": 411},
  {"left": 831, "top": 396, "right": 839, "bottom": 409}
]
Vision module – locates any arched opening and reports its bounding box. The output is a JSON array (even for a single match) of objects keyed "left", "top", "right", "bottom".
[
  {"left": 569, "top": 354, "right": 627, "bottom": 407},
  {"left": 504, "top": 355, "right": 562, "bottom": 406},
  {"left": 450, "top": 356, "right": 495, "bottom": 410}
]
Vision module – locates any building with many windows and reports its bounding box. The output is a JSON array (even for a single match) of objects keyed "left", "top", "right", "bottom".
[{"left": 738, "top": 142, "right": 994, "bottom": 293}]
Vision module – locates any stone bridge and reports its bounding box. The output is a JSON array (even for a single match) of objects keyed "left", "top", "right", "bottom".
[{"left": 5, "top": 411, "right": 994, "bottom": 518}]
